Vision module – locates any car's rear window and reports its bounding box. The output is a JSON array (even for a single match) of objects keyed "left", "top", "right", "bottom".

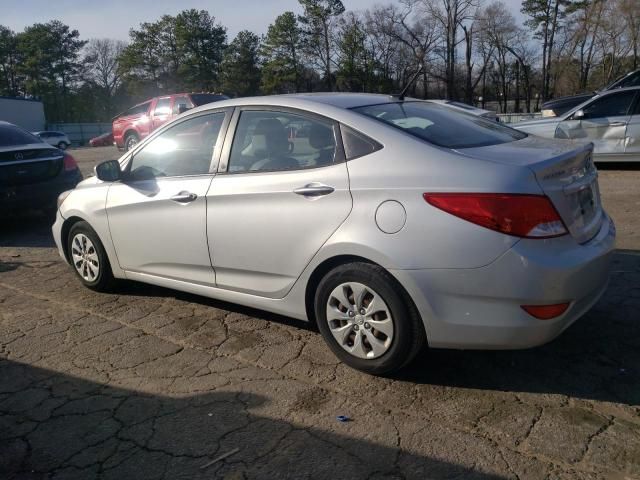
[
  {"left": 0, "top": 124, "right": 42, "bottom": 147},
  {"left": 353, "top": 101, "right": 526, "bottom": 149}
]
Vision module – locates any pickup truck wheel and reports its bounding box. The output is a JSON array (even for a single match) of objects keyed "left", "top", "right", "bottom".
[{"left": 124, "top": 133, "right": 139, "bottom": 152}]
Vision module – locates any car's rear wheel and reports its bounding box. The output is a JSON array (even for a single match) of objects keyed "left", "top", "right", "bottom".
[
  {"left": 67, "top": 221, "right": 116, "bottom": 292},
  {"left": 57, "top": 141, "right": 68, "bottom": 150},
  {"left": 315, "top": 262, "right": 425, "bottom": 375},
  {"left": 124, "top": 133, "right": 139, "bottom": 151}
]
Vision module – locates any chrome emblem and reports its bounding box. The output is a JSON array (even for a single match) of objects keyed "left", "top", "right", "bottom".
[{"left": 14, "top": 152, "right": 23, "bottom": 160}]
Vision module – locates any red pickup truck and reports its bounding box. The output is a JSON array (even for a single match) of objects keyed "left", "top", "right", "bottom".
[{"left": 112, "top": 92, "right": 228, "bottom": 151}]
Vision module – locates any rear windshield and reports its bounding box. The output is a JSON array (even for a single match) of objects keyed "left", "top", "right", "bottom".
[
  {"left": 0, "top": 124, "right": 42, "bottom": 147},
  {"left": 353, "top": 101, "right": 526, "bottom": 149},
  {"left": 190, "top": 93, "right": 228, "bottom": 106}
]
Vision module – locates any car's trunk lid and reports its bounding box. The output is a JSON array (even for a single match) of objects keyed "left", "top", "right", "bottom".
[
  {"left": 0, "top": 144, "right": 64, "bottom": 186},
  {"left": 456, "top": 136, "right": 603, "bottom": 244}
]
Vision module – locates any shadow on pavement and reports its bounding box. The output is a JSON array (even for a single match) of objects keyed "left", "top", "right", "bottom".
[
  {"left": 0, "top": 212, "right": 56, "bottom": 248},
  {"left": 0, "top": 360, "right": 508, "bottom": 479}
]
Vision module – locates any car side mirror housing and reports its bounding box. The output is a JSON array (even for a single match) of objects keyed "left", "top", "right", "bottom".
[
  {"left": 573, "top": 109, "right": 585, "bottom": 120},
  {"left": 95, "top": 160, "right": 122, "bottom": 182},
  {"left": 178, "top": 104, "right": 190, "bottom": 114}
]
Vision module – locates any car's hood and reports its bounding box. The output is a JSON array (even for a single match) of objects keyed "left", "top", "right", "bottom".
[{"left": 512, "top": 117, "right": 561, "bottom": 128}]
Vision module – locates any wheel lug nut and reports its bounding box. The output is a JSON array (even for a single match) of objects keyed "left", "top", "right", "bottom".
[
  {"left": 364, "top": 322, "right": 371, "bottom": 329},
  {"left": 359, "top": 308, "right": 365, "bottom": 315},
  {"left": 353, "top": 325, "right": 359, "bottom": 331},
  {"left": 348, "top": 310, "right": 355, "bottom": 317}
]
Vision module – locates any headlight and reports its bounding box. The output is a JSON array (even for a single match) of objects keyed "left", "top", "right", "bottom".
[
  {"left": 541, "top": 109, "right": 556, "bottom": 117},
  {"left": 57, "top": 190, "right": 73, "bottom": 209}
]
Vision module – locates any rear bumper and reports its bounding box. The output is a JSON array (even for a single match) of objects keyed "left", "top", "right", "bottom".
[
  {"left": 392, "top": 213, "right": 616, "bottom": 349},
  {"left": 0, "top": 169, "right": 82, "bottom": 212}
]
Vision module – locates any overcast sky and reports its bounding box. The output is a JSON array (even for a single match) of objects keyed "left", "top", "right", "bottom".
[{"left": 4, "top": 0, "right": 526, "bottom": 41}]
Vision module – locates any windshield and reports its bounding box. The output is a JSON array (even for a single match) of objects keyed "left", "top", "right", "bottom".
[
  {"left": 353, "top": 102, "right": 526, "bottom": 149},
  {"left": 0, "top": 124, "right": 43, "bottom": 147},
  {"left": 190, "top": 93, "right": 229, "bottom": 106}
]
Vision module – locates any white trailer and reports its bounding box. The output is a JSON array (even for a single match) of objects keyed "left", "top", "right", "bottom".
[{"left": 0, "top": 96, "right": 46, "bottom": 131}]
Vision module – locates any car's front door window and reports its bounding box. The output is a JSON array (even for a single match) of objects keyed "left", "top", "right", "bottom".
[
  {"left": 576, "top": 91, "right": 636, "bottom": 120},
  {"left": 227, "top": 110, "right": 337, "bottom": 173},
  {"left": 128, "top": 112, "right": 225, "bottom": 179}
]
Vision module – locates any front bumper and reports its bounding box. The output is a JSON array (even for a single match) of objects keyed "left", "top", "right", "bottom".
[
  {"left": 0, "top": 169, "right": 82, "bottom": 213},
  {"left": 392, "top": 214, "right": 616, "bottom": 349},
  {"left": 52, "top": 209, "right": 66, "bottom": 263}
]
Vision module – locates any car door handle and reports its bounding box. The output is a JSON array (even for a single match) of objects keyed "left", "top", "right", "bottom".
[
  {"left": 170, "top": 191, "right": 198, "bottom": 203},
  {"left": 609, "top": 121, "right": 627, "bottom": 127},
  {"left": 293, "top": 183, "right": 335, "bottom": 197}
]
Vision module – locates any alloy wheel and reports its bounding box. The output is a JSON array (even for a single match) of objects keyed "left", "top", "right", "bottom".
[{"left": 71, "top": 233, "right": 100, "bottom": 282}]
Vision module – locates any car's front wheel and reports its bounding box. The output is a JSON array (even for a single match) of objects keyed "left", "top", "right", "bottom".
[
  {"left": 124, "top": 133, "right": 139, "bottom": 151},
  {"left": 315, "top": 262, "right": 425, "bottom": 375},
  {"left": 67, "top": 221, "right": 116, "bottom": 292}
]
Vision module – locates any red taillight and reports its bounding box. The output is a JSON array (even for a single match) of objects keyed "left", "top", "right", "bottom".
[
  {"left": 521, "top": 303, "right": 570, "bottom": 320},
  {"left": 423, "top": 193, "right": 567, "bottom": 239},
  {"left": 63, "top": 152, "right": 78, "bottom": 171}
]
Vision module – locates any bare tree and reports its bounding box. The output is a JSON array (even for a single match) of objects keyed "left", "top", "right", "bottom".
[
  {"left": 83, "top": 38, "right": 126, "bottom": 100},
  {"left": 419, "top": 0, "right": 480, "bottom": 99}
]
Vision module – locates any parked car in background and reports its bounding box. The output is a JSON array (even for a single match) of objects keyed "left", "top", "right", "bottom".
[
  {"left": 427, "top": 100, "right": 498, "bottom": 121},
  {"left": 112, "top": 92, "right": 228, "bottom": 151},
  {"left": 514, "top": 86, "right": 640, "bottom": 162},
  {"left": 32, "top": 130, "right": 71, "bottom": 150},
  {"left": 54, "top": 93, "right": 613, "bottom": 374},
  {"left": 541, "top": 69, "right": 640, "bottom": 117},
  {"left": 89, "top": 131, "right": 114, "bottom": 147},
  {"left": 1, "top": 121, "right": 81, "bottom": 215}
]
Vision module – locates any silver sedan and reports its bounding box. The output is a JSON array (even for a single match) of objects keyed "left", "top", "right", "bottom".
[
  {"left": 52, "top": 93, "right": 615, "bottom": 374},
  {"left": 514, "top": 86, "right": 640, "bottom": 162}
]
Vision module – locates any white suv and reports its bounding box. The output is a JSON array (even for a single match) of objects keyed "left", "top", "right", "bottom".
[{"left": 33, "top": 131, "right": 71, "bottom": 150}]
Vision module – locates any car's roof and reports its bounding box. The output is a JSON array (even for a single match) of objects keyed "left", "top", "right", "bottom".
[{"left": 188, "top": 93, "right": 421, "bottom": 116}]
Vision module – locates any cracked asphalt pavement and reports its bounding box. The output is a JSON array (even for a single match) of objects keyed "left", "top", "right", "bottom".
[{"left": 1, "top": 147, "right": 639, "bottom": 479}]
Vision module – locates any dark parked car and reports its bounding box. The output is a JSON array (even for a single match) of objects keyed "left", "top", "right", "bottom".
[
  {"left": 541, "top": 69, "right": 640, "bottom": 117},
  {"left": 0, "top": 121, "right": 82, "bottom": 214}
]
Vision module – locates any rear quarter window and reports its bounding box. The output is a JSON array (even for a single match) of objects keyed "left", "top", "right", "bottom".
[
  {"left": 353, "top": 101, "right": 526, "bottom": 149},
  {"left": 341, "top": 126, "right": 382, "bottom": 160}
]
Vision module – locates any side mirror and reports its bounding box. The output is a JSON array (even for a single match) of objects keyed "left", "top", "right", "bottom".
[
  {"left": 95, "top": 160, "right": 122, "bottom": 182},
  {"left": 178, "top": 104, "right": 190, "bottom": 114},
  {"left": 573, "top": 109, "right": 585, "bottom": 120}
]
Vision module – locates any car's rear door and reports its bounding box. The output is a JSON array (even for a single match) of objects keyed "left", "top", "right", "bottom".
[
  {"left": 623, "top": 94, "right": 640, "bottom": 159},
  {"left": 106, "top": 109, "right": 231, "bottom": 285},
  {"left": 151, "top": 97, "right": 172, "bottom": 130},
  {"left": 206, "top": 107, "right": 352, "bottom": 298}
]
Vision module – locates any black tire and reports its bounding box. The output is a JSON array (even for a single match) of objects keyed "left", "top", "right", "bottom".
[
  {"left": 124, "top": 133, "right": 139, "bottom": 152},
  {"left": 67, "top": 221, "right": 116, "bottom": 292},
  {"left": 314, "top": 262, "right": 426, "bottom": 375},
  {"left": 57, "top": 141, "right": 68, "bottom": 150}
]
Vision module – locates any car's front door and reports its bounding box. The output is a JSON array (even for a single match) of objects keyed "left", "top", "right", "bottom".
[
  {"left": 623, "top": 95, "right": 640, "bottom": 158},
  {"left": 151, "top": 97, "right": 172, "bottom": 130},
  {"left": 555, "top": 90, "right": 637, "bottom": 158},
  {"left": 206, "top": 108, "right": 352, "bottom": 298},
  {"left": 106, "top": 110, "right": 230, "bottom": 285}
]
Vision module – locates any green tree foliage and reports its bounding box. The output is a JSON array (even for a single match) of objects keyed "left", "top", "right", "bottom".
[
  {"left": 15, "top": 20, "right": 86, "bottom": 121},
  {"left": 0, "top": 26, "right": 19, "bottom": 96},
  {"left": 220, "top": 30, "right": 262, "bottom": 97},
  {"left": 261, "top": 12, "right": 304, "bottom": 93},
  {"left": 335, "top": 12, "right": 375, "bottom": 92},
  {"left": 119, "top": 10, "right": 227, "bottom": 93},
  {"left": 298, "top": 0, "right": 345, "bottom": 91}
]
